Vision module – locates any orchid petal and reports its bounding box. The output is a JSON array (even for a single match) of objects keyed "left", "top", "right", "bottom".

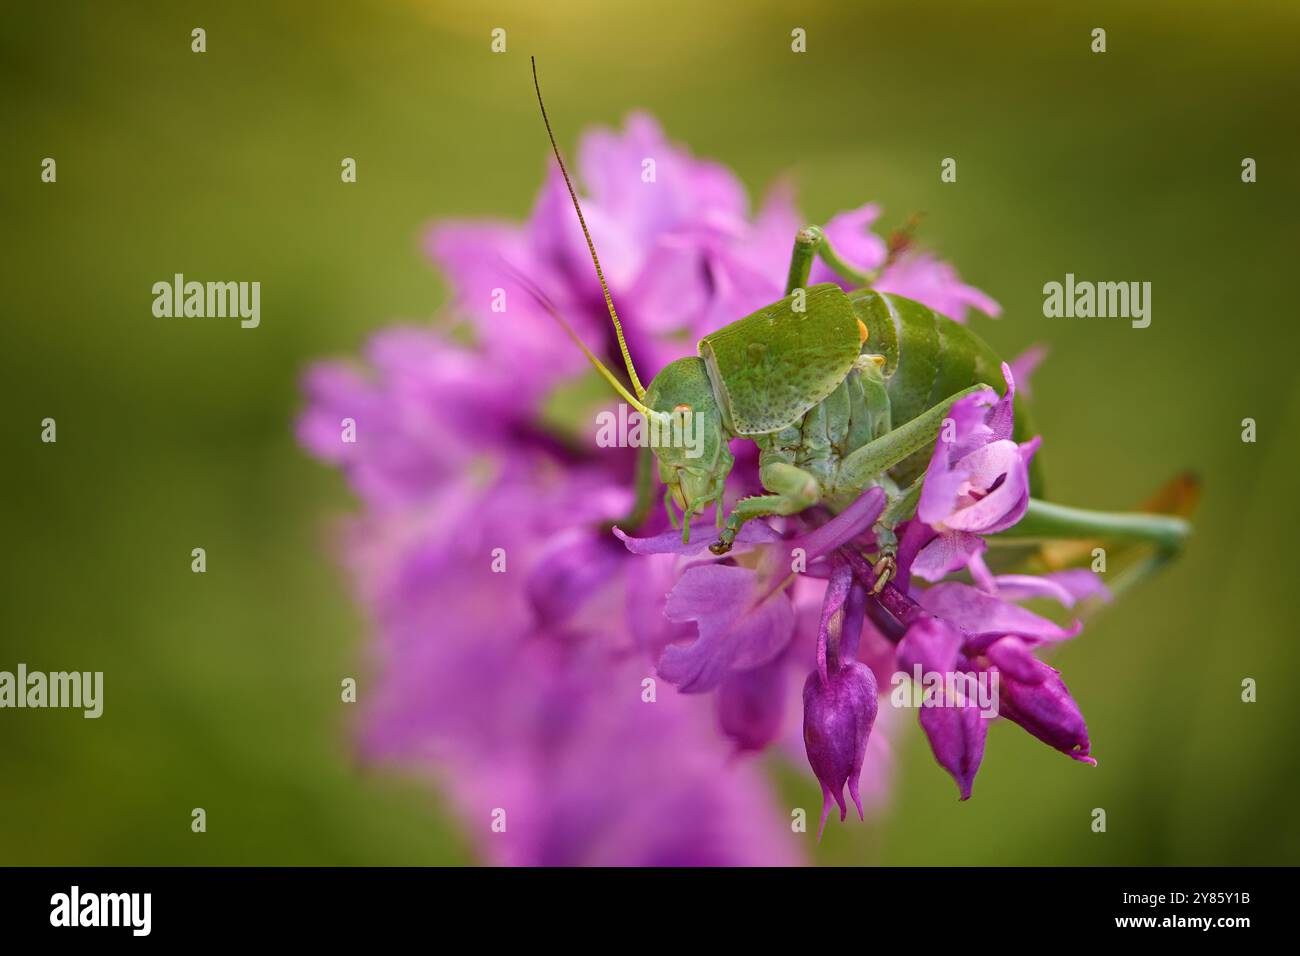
[{"left": 659, "top": 565, "right": 796, "bottom": 693}]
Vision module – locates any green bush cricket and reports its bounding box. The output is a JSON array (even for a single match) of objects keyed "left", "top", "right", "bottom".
[{"left": 528, "top": 58, "right": 1192, "bottom": 594}]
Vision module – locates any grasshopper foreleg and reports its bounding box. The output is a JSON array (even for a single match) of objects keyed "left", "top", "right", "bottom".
[{"left": 709, "top": 462, "right": 820, "bottom": 555}]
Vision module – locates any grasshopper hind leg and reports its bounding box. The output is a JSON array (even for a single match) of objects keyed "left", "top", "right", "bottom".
[
  {"left": 784, "top": 225, "right": 873, "bottom": 294},
  {"left": 857, "top": 477, "right": 921, "bottom": 594},
  {"left": 826, "top": 384, "right": 988, "bottom": 570}
]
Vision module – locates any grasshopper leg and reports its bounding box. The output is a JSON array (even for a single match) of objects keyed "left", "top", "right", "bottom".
[
  {"left": 869, "top": 554, "right": 897, "bottom": 593},
  {"left": 709, "top": 462, "right": 820, "bottom": 555},
  {"left": 832, "top": 385, "right": 988, "bottom": 568},
  {"left": 784, "top": 225, "right": 873, "bottom": 295},
  {"left": 863, "top": 476, "right": 924, "bottom": 591},
  {"left": 835, "top": 384, "right": 990, "bottom": 492}
]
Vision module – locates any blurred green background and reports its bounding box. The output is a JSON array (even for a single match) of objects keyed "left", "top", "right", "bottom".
[{"left": 3, "top": 0, "right": 1297, "bottom": 865}]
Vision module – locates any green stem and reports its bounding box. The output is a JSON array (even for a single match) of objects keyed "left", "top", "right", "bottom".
[{"left": 992, "top": 499, "right": 1190, "bottom": 553}]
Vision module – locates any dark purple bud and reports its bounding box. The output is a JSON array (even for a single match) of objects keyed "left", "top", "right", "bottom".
[
  {"left": 815, "top": 562, "right": 854, "bottom": 683},
  {"left": 840, "top": 581, "right": 869, "bottom": 663},
  {"left": 985, "top": 636, "right": 1044, "bottom": 684},
  {"left": 802, "top": 660, "right": 878, "bottom": 839},
  {"left": 997, "top": 658, "right": 1096, "bottom": 765},
  {"left": 897, "top": 614, "right": 962, "bottom": 675},
  {"left": 899, "top": 616, "right": 987, "bottom": 800},
  {"left": 716, "top": 658, "right": 786, "bottom": 754},
  {"left": 918, "top": 692, "right": 988, "bottom": 800}
]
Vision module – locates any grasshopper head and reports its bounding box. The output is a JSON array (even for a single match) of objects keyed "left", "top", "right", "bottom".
[{"left": 644, "top": 357, "right": 733, "bottom": 525}]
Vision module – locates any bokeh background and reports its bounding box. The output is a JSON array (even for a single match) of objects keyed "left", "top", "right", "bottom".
[{"left": 3, "top": 0, "right": 1298, "bottom": 865}]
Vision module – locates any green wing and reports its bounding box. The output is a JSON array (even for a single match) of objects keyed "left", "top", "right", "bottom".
[
  {"left": 852, "top": 288, "right": 1046, "bottom": 495},
  {"left": 699, "top": 283, "right": 860, "bottom": 435}
]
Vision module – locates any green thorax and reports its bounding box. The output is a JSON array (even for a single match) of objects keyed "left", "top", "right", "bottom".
[{"left": 698, "top": 283, "right": 860, "bottom": 436}]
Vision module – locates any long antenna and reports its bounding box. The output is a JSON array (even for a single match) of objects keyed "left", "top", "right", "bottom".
[
  {"left": 531, "top": 55, "right": 646, "bottom": 400},
  {"left": 501, "top": 257, "right": 655, "bottom": 418}
]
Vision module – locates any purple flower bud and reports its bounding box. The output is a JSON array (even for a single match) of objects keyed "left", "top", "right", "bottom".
[
  {"left": 896, "top": 614, "right": 962, "bottom": 676},
  {"left": 898, "top": 616, "right": 987, "bottom": 800},
  {"left": 984, "top": 636, "right": 1043, "bottom": 684},
  {"left": 997, "top": 658, "right": 1096, "bottom": 765},
  {"left": 918, "top": 693, "right": 988, "bottom": 801},
  {"left": 802, "top": 660, "right": 878, "bottom": 839}
]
